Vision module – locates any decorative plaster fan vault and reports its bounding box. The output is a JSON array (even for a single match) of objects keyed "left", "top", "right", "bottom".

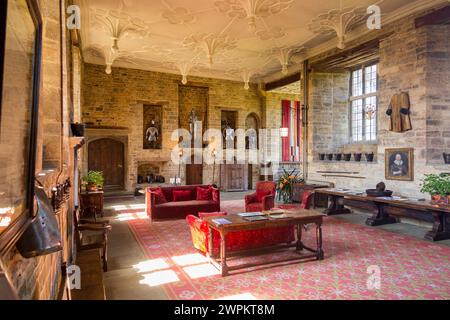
[{"left": 76, "top": 0, "right": 443, "bottom": 87}]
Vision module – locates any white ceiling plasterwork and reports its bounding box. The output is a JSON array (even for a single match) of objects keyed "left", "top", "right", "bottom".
[
  {"left": 214, "top": 0, "right": 294, "bottom": 31},
  {"left": 77, "top": 0, "right": 448, "bottom": 86},
  {"left": 308, "top": 6, "right": 369, "bottom": 50}
]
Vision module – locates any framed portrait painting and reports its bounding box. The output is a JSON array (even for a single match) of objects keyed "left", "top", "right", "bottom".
[{"left": 385, "top": 148, "right": 414, "bottom": 181}]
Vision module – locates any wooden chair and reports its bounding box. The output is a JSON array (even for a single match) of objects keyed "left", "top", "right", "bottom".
[
  {"left": 74, "top": 208, "right": 111, "bottom": 272},
  {"left": 300, "top": 191, "right": 315, "bottom": 231}
]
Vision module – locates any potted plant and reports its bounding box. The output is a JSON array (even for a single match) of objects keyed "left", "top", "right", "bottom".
[
  {"left": 420, "top": 173, "right": 450, "bottom": 204},
  {"left": 82, "top": 171, "right": 104, "bottom": 192},
  {"left": 276, "top": 169, "right": 303, "bottom": 203}
]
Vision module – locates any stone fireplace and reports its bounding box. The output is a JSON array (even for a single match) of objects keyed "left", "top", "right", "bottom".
[{"left": 135, "top": 160, "right": 173, "bottom": 188}]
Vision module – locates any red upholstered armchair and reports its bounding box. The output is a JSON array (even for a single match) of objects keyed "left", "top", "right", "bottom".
[
  {"left": 245, "top": 181, "right": 276, "bottom": 212},
  {"left": 186, "top": 213, "right": 295, "bottom": 256},
  {"left": 300, "top": 191, "right": 315, "bottom": 209}
]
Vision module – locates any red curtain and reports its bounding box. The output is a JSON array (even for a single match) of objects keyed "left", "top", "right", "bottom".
[
  {"left": 296, "top": 101, "right": 302, "bottom": 161},
  {"left": 282, "top": 100, "right": 302, "bottom": 162},
  {"left": 282, "top": 100, "right": 291, "bottom": 162}
]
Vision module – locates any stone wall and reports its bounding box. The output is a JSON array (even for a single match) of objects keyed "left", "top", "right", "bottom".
[
  {"left": 82, "top": 64, "right": 265, "bottom": 191},
  {"left": 306, "top": 13, "right": 449, "bottom": 198},
  {"left": 264, "top": 91, "right": 303, "bottom": 180},
  {"left": 424, "top": 25, "right": 450, "bottom": 164},
  {"left": 1, "top": 0, "right": 80, "bottom": 299}
]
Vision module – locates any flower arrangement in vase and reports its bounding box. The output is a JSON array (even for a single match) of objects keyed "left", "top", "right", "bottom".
[{"left": 276, "top": 169, "right": 303, "bottom": 204}]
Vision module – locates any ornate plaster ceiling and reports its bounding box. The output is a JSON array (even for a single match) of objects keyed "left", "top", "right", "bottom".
[{"left": 76, "top": 0, "right": 446, "bottom": 86}]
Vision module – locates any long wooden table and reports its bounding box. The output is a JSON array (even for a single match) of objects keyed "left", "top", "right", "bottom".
[
  {"left": 315, "top": 189, "right": 450, "bottom": 241},
  {"left": 203, "top": 210, "right": 325, "bottom": 277}
]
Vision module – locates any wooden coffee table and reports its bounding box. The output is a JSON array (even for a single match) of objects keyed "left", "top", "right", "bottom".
[{"left": 203, "top": 210, "right": 325, "bottom": 277}]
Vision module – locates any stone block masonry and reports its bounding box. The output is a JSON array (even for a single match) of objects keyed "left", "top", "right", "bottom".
[{"left": 82, "top": 64, "right": 269, "bottom": 191}]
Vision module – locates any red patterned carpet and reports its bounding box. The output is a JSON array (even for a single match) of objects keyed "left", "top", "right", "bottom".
[{"left": 125, "top": 200, "right": 450, "bottom": 300}]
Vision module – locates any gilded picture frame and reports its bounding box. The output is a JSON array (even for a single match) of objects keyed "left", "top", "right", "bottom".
[{"left": 385, "top": 148, "right": 414, "bottom": 181}]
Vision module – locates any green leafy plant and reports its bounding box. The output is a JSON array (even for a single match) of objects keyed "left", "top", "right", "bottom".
[
  {"left": 82, "top": 171, "right": 104, "bottom": 189},
  {"left": 420, "top": 173, "right": 450, "bottom": 197},
  {"left": 276, "top": 169, "right": 304, "bottom": 203}
]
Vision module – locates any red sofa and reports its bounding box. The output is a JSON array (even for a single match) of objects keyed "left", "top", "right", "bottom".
[
  {"left": 146, "top": 185, "right": 220, "bottom": 221},
  {"left": 186, "top": 212, "right": 296, "bottom": 256}
]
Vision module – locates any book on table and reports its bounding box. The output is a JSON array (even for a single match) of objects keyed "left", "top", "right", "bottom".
[
  {"left": 212, "top": 218, "right": 232, "bottom": 225},
  {"left": 264, "top": 209, "right": 285, "bottom": 215},
  {"left": 237, "top": 212, "right": 265, "bottom": 217},
  {"left": 243, "top": 216, "right": 270, "bottom": 222},
  {"left": 269, "top": 214, "right": 290, "bottom": 219}
]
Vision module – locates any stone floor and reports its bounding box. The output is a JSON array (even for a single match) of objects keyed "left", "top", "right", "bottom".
[{"left": 102, "top": 192, "right": 450, "bottom": 300}]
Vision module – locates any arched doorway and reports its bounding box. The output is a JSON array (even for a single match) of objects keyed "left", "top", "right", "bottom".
[{"left": 88, "top": 138, "right": 125, "bottom": 190}]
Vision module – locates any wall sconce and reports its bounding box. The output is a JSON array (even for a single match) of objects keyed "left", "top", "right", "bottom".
[{"left": 280, "top": 128, "right": 289, "bottom": 138}]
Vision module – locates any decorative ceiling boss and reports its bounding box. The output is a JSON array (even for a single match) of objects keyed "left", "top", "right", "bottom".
[
  {"left": 308, "top": 7, "right": 368, "bottom": 50},
  {"left": 91, "top": 8, "right": 151, "bottom": 73},
  {"left": 242, "top": 70, "right": 255, "bottom": 90},
  {"left": 268, "top": 46, "right": 305, "bottom": 75},
  {"left": 215, "top": 0, "right": 293, "bottom": 31},
  {"left": 183, "top": 33, "right": 237, "bottom": 67}
]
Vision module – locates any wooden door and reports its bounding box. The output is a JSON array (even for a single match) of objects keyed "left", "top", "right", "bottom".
[
  {"left": 186, "top": 163, "right": 203, "bottom": 185},
  {"left": 88, "top": 139, "right": 125, "bottom": 190}
]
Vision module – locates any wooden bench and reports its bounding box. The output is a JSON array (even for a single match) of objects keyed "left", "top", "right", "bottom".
[
  {"left": 71, "top": 249, "right": 106, "bottom": 300},
  {"left": 315, "top": 189, "right": 450, "bottom": 241}
]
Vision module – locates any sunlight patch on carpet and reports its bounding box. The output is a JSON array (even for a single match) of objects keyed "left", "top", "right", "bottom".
[{"left": 139, "top": 270, "right": 180, "bottom": 287}]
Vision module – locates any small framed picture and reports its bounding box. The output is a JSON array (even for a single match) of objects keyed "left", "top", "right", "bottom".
[{"left": 385, "top": 148, "right": 414, "bottom": 181}]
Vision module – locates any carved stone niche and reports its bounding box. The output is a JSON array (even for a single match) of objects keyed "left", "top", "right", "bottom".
[{"left": 143, "top": 105, "right": 163, "bottom": 150}]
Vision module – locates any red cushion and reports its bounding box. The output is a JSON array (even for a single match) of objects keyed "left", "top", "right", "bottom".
[
  {"left": 256, "top": 189, "right": 272, "bottom": 202},
  {"left": 151, "top": 188, "right": 167, "bottom": 204},
  {"left": 173, "top": 190, "right": 192, "bottom": 202},
  {"left": 198, "top": 212, "right": 227, "bottom": 219},
  {"left": 197, "top": 187, "right": 212, "bottom": 201}
]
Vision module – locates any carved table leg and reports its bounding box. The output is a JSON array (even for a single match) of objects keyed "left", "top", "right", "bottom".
[
  {"left": 425, "top": 211, "right": 450, "bottom": 241},
  {"left": 220, "top": 232, "right": 228, "bottom": 277},
  {"left": 316, "top": 222, "right": 324, "bottom": 260},
  {"left": 207, "top": 227, "right": 213, "bottom": 258},
  {"left": 296, "top": 224, "right": 304, "bottom": 251},
  {"left": 324, "top": 195, "right": 351, "bottom": 215},
  {"left": 366, "top": 203, "right": 398, "bottom": 226}
]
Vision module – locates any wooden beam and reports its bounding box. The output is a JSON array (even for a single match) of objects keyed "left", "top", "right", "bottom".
[
  {"left": 265, "top": 72, "right": 301, "bottom": 91},
  {"left": 415, "top": 5, "right": 450, "bottom": 28},
  {"left": 311, "top": 38, "right": 380, "bottom": 72}
]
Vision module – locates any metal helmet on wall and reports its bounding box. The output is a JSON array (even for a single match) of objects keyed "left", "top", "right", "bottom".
[{"left": 16, "top": 186, "right": 62, "bottom": 259}]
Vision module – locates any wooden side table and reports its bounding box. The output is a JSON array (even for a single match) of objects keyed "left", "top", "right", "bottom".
[
  {"left": 80, "top": 191, "right": 104, "bottom": 219},
  {"left": 292, "top": 183, "right": 330, "bottom": 207}
]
